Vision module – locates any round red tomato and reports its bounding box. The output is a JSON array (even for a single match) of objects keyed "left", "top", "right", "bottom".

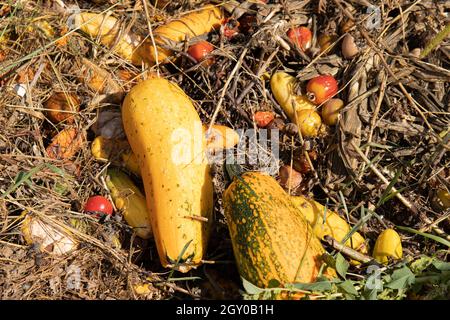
[
  {"left": 287, "top": 26, "right": 312, "bottom": 51},
  {"left": 187, "top": 41, "right": 214, "bottom": 63},
  {"left": 84, "top": 195, "right": 113, "bottom": 216},
  {"left": 306, "top": 75, "right": 338, "bottom": 105}
]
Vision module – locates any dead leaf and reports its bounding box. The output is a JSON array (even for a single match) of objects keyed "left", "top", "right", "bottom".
[
  {"left": 46, "top": 127, "right": 84, "bottom": 160},
  {"left": 77, "top": 58, "right": 123, "bottom": 103}
]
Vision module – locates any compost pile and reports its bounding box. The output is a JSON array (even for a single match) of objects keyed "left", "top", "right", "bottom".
[{"left": 0, "top": 0, "right": 449, "bottom": 300}]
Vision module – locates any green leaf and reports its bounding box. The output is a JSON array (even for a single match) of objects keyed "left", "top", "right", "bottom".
[
  {"left": 338, "top": 191, "right": 349, "bottom": 221},
  {"left": 340, "top": 207, "right": 373, "bottom": 245},
  {"left": 2, "top": 164, "right": 45, "bottom": 198},
  {"left": 396, "top": 226, "right": 450, "bottom": 248},
  {"left": 53, "top": 182, "right": 69, "bottom": 195},
  {"left": 385, "top": 278, "right": 411, "bottom": 290},
  {"left": 167, "top": 240, "right": 193, "bottom": 281},
  {"left": 225, "top": 153, "right": 243, "bottom": 180},
  {"left": 391, "top": 266, "right": 415, "bottom": 281},
  {"left": 410, "top": 256, "right": 435, "bottom": 274},
  {"left": 362, "top": 287, "right": 378, "bottom": 300},
  {"left": 335, "top": 253, "right": 349, "bottom": 279},
  {"left": 292, "top": 280, "right": 333, "bottom": 292},
  {"left": 321, "top": 252, "right": 336, "bottom": 267},
  {"left": 363, "top": 267, "right": 383, "bottom": 299},
  {"left": 338, "top": 280, "right": 358, "bottom": 295},
  {"left": 241, "top": 277, "right": 264, "bottom": 295},
  {"left": 377, "top": 167, "right": 403, "bottom": 207},
  {"left": 343, "top": 293, "right": 356, "bottom": 300},
  {"left": 385, "top": 266, "right": 415, "bottom": 289},
  {"left": 16, "top": 172, "right": 34, "bottom": 188},
  {"left": 432, "top": 260, "right": 450, "bottom": 271},
  {"left": 378, "top": 186, "right": 409, "bottom": 206},
  {"left": 414, "top": 272, "right": 450, "bottom": 285},
  {"left": 45, "top": 163, "right": 66, "bottom": 176}
]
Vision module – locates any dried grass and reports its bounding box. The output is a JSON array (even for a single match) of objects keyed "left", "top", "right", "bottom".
[{"left": 0, "top": 0, "right": 448, "bottom": 300}]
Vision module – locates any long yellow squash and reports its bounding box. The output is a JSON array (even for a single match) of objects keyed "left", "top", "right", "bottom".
[
  {"left": 72, "top": 6, "right": 222, "bottom": 65},
  {"left": 140, "top": 5, "right": 223, "bottom": 64},
  {"left": 122, "top": 78, "right": 213, "bottom": 272},
  {"left": 106, "top": 169, "right": 152, "bottom": 239}
]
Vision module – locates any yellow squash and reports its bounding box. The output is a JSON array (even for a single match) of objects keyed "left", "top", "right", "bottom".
[
  {"left": 373, "top": 229, "right": 403, "bottom": 264},
  {"left": 91, "top": 136, "right": 140, "bottom": 176},
  {"left": 290, "top": 196, "right": 368, "bottom": 254},
  {"left": 139, "top": 5, "right": 223, "bottom": 64},
  {"left": 122, "top": 78, "right": 214, "bottom": 272},
  {"left": 106, "top": 169, "right": 152, "bottom": 239},
  {"left": 203, "top": 124, "right": 240, "bottom": 151},
  {"left": 223, "top": 171, "right": 335, "bottom": 288},
  {"left": 270, "top": 72, "right": 315, "bottom": 124}
]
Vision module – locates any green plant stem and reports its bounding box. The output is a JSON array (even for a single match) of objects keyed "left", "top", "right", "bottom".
[{"left": 420, "top": 23, "right": 450, "bottom": 58}]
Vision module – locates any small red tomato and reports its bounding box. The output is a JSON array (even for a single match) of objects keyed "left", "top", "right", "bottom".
[
  {"left": 287, "top": 26, "right": 312, "bottom": 51},
  {"left": 306, "top": 75, "right": 338, "bottom": 105},
  {"left": 254, "top": 111, "right": 275, "bottom": 128},
  {"left": 84, "top": 195, "right": 113, "bottom": 217},
  {"left": 187, "top": 41, "right": 214, "bottom": 63}
]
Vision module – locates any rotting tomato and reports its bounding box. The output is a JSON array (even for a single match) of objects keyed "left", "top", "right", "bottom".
[
  {"left": 341, "top": 34, "right": 358, "bottom": 59},
  {"left": 306, "top": 75, "right": 338, "bottom": 105},
  {"left": 322, "top": 98, "right": 344, "bottom": 125},
  {"left": 254, "top": 111, "right": 275, "bottom": 128},
  {"left": 279, "top": 165, "right": 302, "bottom": 190},
  {"left": 222, "top": 18, "right": 240, "bottom": 39},
  {"left": 294, "top": 151, "right": 316, "bottom": 174},
  {"left": 317, "top": 34, "right": 337, "bottom": 53},
  {"left": 187, "top": 41, "right": 214, "bottom": 64},
  {"left": 84, "top": 195, "right": 113, "bottom": 217},
  {"left": 287, "top": 26, "right": 312, "bottom": 51}
]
